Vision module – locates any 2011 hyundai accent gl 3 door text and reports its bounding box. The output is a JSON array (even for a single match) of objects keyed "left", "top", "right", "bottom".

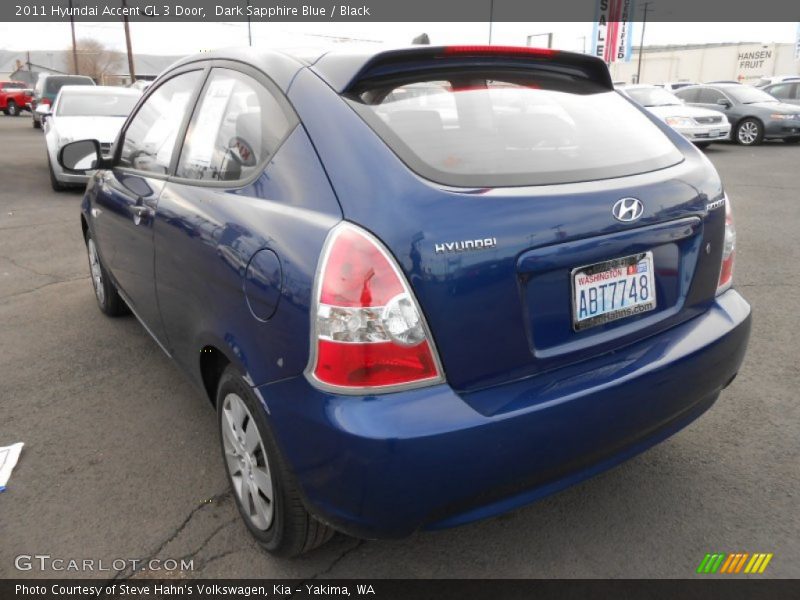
[{"left": 59, "top": 46, "right": 751, "bottom": 556}]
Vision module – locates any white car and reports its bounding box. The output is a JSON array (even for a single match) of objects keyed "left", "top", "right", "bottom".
[
  {"left": 41, "top": 85, "right": 141, "bottom": 190},
  {"left": 619, "top": 85, "right": 731, "bottom": 148},
  {"left": 755, "top": 75, "right": 800, "bottom": 88}
]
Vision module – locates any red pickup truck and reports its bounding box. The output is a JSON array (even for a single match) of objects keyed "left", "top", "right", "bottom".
[{"left": 0, "top": 81, "right": 34, "bottom": 116}]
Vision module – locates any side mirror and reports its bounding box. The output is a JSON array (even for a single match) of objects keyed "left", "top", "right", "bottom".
[
  {"left": 35, "top": 103, "right": 51, "bottom": 121},
  {"left": 716, "top": 98, "right": 731, "bottom": 108},
  {"left": 58, "top": 140, "right": 111, "bottom": 173}
]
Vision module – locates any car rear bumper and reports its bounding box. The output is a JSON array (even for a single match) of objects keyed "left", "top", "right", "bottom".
[{"left": 258, "top": 289, "right": 751, "bottom": 539}]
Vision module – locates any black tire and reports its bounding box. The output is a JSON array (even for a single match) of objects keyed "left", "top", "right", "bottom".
[
  {"left": 32, "top": 115, "right": 41, "bottom": 129},
  {"left": 48, "top": 154, "right": 67, "bottom": 192},
  {"left": 216, "top": 366, "right": 336, "bottom": 557},
  {"left": 784, "top": 136, "right": 800, "bottom": 144},
  {"left": 734, "top": 118, "right": 764, "bottom": 146},
  {"left": 6, "top": 100, "right": 19, "bottom": 116},
  {"left": 84, "top": 230, "right": 128, "bottom": 316}
]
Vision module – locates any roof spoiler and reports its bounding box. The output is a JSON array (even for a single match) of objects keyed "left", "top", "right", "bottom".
[{"left": 311, "top": 45, "right": 613, "bottom": 93}]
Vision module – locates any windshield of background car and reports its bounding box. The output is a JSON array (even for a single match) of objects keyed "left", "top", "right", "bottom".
[
  {"left": 45, "top": 77, "right": 93, "bottom": 94},
  {"left": 625, "top": 87, "right": 682, "bottom": 107},
  {"left": 726, "top": 86, "right": 779, "bottom": 104},
  {"left": 57, "top": 93, "right": 139, "bottom": 117},
  {"left": 347, "top": 70, "right": 683, "bottom": 187}
]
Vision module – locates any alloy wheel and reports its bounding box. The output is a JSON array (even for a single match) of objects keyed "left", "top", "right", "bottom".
[
  {"left": 738, "top": 121, "right": 759, "bottom": 145},
  {"left": 221, "top": 393, "right": 274, "bottom": 530}
]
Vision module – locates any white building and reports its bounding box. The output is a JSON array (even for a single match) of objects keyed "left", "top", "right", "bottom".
[{"left": 609, "top": 42, "right": 799, "bottom": 85}]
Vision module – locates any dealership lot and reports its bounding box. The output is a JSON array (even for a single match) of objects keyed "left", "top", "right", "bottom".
[{"left": 0, "top": 115, "right": 798, "bottom": 578}]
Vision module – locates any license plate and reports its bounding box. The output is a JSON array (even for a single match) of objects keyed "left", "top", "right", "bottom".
[{"left": 572, "top": 252, "right": 657, "bottom": 331}]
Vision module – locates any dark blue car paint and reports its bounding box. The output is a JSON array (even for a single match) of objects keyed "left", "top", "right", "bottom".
[{"left": 80, "top": 48, "right": 751, "bottom": 539}]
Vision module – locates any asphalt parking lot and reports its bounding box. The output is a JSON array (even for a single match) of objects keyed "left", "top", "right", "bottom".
[{"left": 0, "top": 114, "right": 798, "bottom": 579}]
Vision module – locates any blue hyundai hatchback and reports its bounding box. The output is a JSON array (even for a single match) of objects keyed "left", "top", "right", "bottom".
[{"left": 58, "top": 45, "right": 751, "bottom": 556}]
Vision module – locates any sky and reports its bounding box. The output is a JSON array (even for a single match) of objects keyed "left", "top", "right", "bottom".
[{"left": 0, "top": 21, "right": 796, "bottom": 57}]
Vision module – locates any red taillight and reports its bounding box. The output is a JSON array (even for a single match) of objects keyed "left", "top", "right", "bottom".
[
  {"left": 716, "top": 196, "right": 736, "bottom": 294},
  {"left": 442, "top": 45, "right": 557, "bottom": 58},
  {"left": 308, "top": 224, "right": 443, "bottom": 392},
  {"left": 40, "top": 97, "right": 51, "bottom": 106}
]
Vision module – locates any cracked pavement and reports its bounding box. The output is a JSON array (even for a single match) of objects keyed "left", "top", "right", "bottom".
[{"left": 0, "top": 116, "right": 798, "bottom": 579}]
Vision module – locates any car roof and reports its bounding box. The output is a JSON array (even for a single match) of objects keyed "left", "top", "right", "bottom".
[{"left": 58, "top": 85, "right": 140, "bottom": 96}]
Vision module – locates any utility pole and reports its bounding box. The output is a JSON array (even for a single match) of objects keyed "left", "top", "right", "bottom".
[
  {"left": 69, "top": 0, "right": 79, "bottom": 74},
  {"left": 26, "top": 51, "right": 32, "bottom": 72},
  {"left": 121, "top": 0, "right": 136, "bottom": 82},
  {"left": 636, "top": 2, "right": 650, "bottom": 84},
  {"left": 488, "top": 0, "right": 494, "bottom": 44},
  {"left": 246, "top": 0, "right": 253, "bottom": 46}
]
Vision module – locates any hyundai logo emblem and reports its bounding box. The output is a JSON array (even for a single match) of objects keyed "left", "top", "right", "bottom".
[{"left": 612, "top": 197, "right": 644, "bottom": 222}]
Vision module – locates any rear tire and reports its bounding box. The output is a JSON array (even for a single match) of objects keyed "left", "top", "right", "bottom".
[
  {"left": 735, "top": 118, "right": 764, "bottom": 146},
  {"left": 784, "top": 136, "right": 800, "bottom": 144},
  {"left": 85, "top": 231, "right": 128, "bottom": 317},
  {"left": 6, "top": 100, "right": 19, "bottom": 116},
  {"left": 33, "top": 115, "right": 41, "bottom": 129},
  {"left": 216, "top": 366, "right": 336, "bottom": 557}
]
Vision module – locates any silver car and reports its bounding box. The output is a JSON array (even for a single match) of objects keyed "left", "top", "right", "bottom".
[
  {"left": 40, "top": 86, "right": 141, "bottom": 191},
  {"left": 619, "top": 85, "right": 731, "bottom": 148}
]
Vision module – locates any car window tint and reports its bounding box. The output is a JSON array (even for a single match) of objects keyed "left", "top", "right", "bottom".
[
  {"left": 349, "top": 71, "right": 682, "bottom": 187},
  {"left": 697, "top": 88, "right": 725, "bottom": 104},
  {"left": 767, "top": 83, "right": 791, "bottom": 99},
  {"left": 675, "top": 88, "right": 699, "bottom": 103},
  {"left": 176, "top": 69, "right": 293, "bottom": 182},
  {"left": 118, "top": 71, "right": 201, "bottom": 175}
]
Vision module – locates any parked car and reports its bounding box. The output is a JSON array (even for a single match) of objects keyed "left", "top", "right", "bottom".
[
  {"left": 657, "top": 81, "right": 698, "bottom": 92},
  {"left": 755, "top": 75, "right": 800, "bottom": 88},
  {"left": 676, "top": 83, "right": 800, "bottom": 145},
  {"left": 762, "top": 80, "right": 800, "bottom": 106},
  {"left": 43, "top": 85, "right": 140, "bottom": 190},
  {"left": 619, "top": 84, "right": 730, "bottom": 147},
  {"left": 58, "top": 46, "right": 751, "bottom": 556},
  {"left": 0, "top": 80, "right": 34, "bottom": 116},
  {"left": 31, "top": 74, "right": 95, "bottom": 129}
]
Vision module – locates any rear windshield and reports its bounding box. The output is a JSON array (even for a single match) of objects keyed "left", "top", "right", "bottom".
[
  {"left": 347, "top": 70, "right": 683, "bottom": 187},
  {"left": 57, "top": 92, "right": 139, "bottom": 117},
  {"left": 45, "top": 77, "right": 94, "bottom": 94}
]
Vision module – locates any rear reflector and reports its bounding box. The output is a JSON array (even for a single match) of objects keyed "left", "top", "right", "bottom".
[{"left": 308, "top": 223, "right": 444, "bottom": 393}]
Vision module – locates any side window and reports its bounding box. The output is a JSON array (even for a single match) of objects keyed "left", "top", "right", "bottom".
[
  {"left": 767, "top": 83, "right": 791, "bottom": 100},
  {"left": 676, "top": 88, "right": 698, "bottom": 103},
  {"left": 698, "top": 88, "right": 725, "bottom": 104},
  {"left": 118, "top": 70, "right": 202, "bottom": 175},
  {"left": 176, "top": 68, "right": 294, "bottom": 182}
]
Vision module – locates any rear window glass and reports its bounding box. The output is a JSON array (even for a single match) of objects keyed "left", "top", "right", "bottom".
[
  {"left": 45, "top": 77, "right": 94, "bottom": 94},
  {"left": 347, "top": 70, "right": 683, "bottom": 187}
]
